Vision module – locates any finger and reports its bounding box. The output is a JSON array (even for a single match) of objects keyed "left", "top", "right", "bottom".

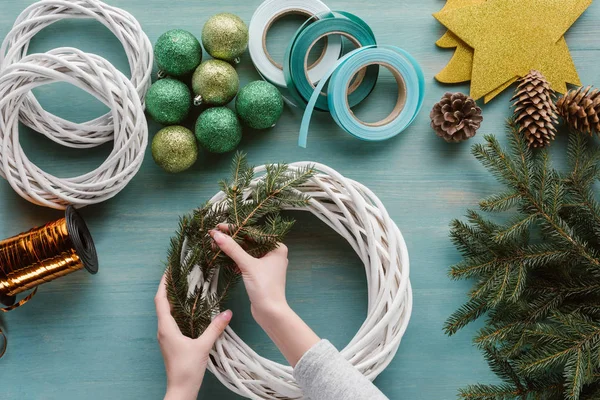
[
  {"left": 216, "top": 223, "right": 231, "bottom": 233},
  {"left": 198, "top": 310, "right": 232, "bottom": 346},
  {"left": 210, "top": 230, "right": 255, "bottom": 269},
  {"left": 262, "top": 243, "right": 288, "bottom": 259},
  {"left": 217, "top": 223, "right": 252, "bottom": 249},
  {"left": 155, "top": 274, "right": 181, "bottom": 335},
  {"left": 213, "top": 224, "right": 246, "bottom": 251}
]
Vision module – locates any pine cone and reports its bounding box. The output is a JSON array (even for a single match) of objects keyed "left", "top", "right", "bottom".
[
  {"left": 511, "top": 70, "right": 558, "bottom": 148},
  {"left": 430, "top": 92, "right": 483, "bottom": 143},
  {"left": 556, "top": 86, "right": 600, "bottom": 136}
]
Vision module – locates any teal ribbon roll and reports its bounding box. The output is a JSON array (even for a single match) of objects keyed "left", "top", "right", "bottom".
[
  {"left": 298, "top": 45, "right": 425, "bottom": 147},
  {"left": 283, "top": 11, "right": 378, "bottom": 112}
]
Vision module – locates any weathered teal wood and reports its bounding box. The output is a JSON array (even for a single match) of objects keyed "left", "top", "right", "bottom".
[{"left": 0, "top": 0, "right": 598, "bottom": 398}]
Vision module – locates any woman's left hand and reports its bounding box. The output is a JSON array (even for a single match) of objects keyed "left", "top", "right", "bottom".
[{"left": 155, "top": 274, "right": 232, "bottom": 400}]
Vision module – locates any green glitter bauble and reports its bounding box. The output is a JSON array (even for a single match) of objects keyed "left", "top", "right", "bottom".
[
  {"left": 201, "top": 13, "right": 248, "bottom": 63},
  {"left": 235, "top": 81, "right": 284, "bottom": 129},
  {"left": 146, "top": 79, "right": 191, "bottom": 125},
  {"left": 195, "top": 107, "right": 242, "bottom": 153},
  {"left": 152, "top": 126, "right": 198, "bottom": 173},
  {"left": 155, "top": 29, "right": 202, "bottom": 77},
  {"left": 192, "top": 60, "right": 239, "bottom": 106}
]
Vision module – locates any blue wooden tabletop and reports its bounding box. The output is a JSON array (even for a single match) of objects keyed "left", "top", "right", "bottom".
[{"left": 1, "top": 0, "right": 599, "bottom": 398}]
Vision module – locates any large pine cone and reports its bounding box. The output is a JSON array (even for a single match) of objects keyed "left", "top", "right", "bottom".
[
  {"left": 511, "top": 70, "right": 558, "bottom": 148},
  {"left": 556, "top": 86, "right": 600, "bottom": 136},
  {"left": 430, "top": 92, "right": 482, "bottom": 143}
]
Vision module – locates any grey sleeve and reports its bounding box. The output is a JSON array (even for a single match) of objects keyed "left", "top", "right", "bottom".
[{"left": 293, "top": 340, "right": 389, "bottom": 400}]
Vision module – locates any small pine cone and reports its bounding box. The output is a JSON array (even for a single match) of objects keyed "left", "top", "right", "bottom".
[
  {"left": 556, "top": 86, "right": 600, "bottom": 136},
  {"left": 430, "top": 92, "right": 483, "bottom": 143},
  {"left": 511, "top": 70, "right": 558, "bottom": 148}
]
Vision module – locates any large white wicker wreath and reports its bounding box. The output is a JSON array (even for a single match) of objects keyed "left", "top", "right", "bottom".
[{"left": 199, "top": 162, "right": 412, "bottom": 400}]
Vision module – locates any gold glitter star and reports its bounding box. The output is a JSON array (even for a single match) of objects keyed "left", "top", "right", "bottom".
[
  {"left": 435, "top": 41, "right": 474, "bottom": 83},
  {"left": 434, "top": 0, "right": 590, "bottom": 101},
  {"left": 434, "top": 0, "right": 482, "bottom": 84}
]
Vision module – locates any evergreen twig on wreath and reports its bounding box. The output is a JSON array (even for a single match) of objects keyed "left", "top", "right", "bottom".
[
  {"left": 165, "top": 152, "right": 314, "bottom": 338},
  {"left": 447, "top": 120, "right": 600, "bottom": 400}
]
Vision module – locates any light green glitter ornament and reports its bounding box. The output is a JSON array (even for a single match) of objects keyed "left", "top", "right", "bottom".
[
  {"left": 146, "top": 79, "right": 191, "bottom": 125},
  {"left": 235, "top": 81, "right": 284, "bottom": 129},
  {"left": 195, "top": 107, "right": 242, "bottom": 153},
  {"left": 202, "top": 13, "right": 248, "bottom": 64},
  {"left": 155, "top": 29, "right": 202, "bottom": 77},
  {"left": 192, "top": 60, "right": 239, "bottom": 106},
  {"left": 152, "top": 126, "right": 198, "bottom": 173}
]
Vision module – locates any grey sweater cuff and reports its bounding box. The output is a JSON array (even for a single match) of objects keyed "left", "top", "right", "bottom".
[{"left": 293, "top": 340, "right": 389, "bottom": 400}]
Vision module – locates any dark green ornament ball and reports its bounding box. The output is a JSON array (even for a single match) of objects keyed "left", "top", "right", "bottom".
[
  {"left": 155, "top": 29, "right": 202, "bottom": 77},
  {"left": 146, "top": 79, "right": 191, "bottom": 125},
  {"left": 195, "top": 107, "right": 242, "bottom": 153},
  {"left": 202, "top": 13, "right": 248, "bottom": 63},
  {"left": 235, "top": 81, "right": 284, "bottom": 129},
  {"left": 192, "top": 60, "right": 239, "bottom": 106},
  {"left": 152, "top": 126, "right": 198, "bottom": 173}
]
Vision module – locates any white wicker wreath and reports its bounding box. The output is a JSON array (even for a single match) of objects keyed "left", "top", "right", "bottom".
[
  {"left": 0, "top": 48, "right": 147, "bottom": 210},
  {"left": 0, "top": 0, "right": 153, "bottom": 148},
  {"left": 201, "top": 162, "right": 412, "bottom": 400}
]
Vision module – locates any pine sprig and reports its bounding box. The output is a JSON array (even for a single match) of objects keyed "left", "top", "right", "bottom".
[
  {"left": 448, "top": 121, "right": 600, "bottom": 400},
  {"left": 165, "top": 153, "right": 314, "bottom": 338}
]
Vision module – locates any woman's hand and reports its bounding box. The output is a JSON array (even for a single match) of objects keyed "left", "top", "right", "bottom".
[
  {"left": 210, "top": 226, "right": 288, "bottom": 324},
  {"left": 155, "top": 275, "right": 232, "bottom": 400},
  {"left": 210, "top": 227, "right": 320, "bottom": 366}
]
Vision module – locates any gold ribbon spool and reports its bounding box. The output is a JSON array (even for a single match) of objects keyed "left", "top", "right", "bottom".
[{"left": 0, "top": 206, "right": 98, "bottom": 358}]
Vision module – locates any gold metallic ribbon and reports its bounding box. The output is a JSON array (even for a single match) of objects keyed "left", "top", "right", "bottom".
[{"left": 0, "top": 206, "right": 97, "bottom": 358}]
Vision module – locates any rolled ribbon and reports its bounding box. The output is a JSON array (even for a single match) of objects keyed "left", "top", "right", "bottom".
[
  {"left": 284, "top": 11, "right": 378, "bottom": 111},
  {"left": 299, "top": 45, "right": 425, "bottom": 147},
  {"left": 249, "top": 0, "right": 342, "bottom": 88}
]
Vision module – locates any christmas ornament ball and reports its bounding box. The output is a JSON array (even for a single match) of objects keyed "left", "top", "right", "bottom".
[
  {"left": 195, "top": 107, "right": 242, "bottom": 153},
  {"left": 152, "top": 126, "right": 198, "bottom": 173},
  {"left": 146, "top": 79, "right": 192, "bottom": 125},
  {"left": 155, "top": 29, "right": 202, "bottom": 77},
  {"left": 235, "top": 81, "right": 284, "bottom": 129},
  {"left": 192, "top": 60, "right": 239, "bottom": 106},
  {"left": 202, "top": 13, "right": 248, "bottom": 63}
]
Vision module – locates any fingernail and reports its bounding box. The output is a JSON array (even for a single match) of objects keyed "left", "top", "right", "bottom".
[
  {"left": 212, "top": 230, "right": 225, "bottom": 242},
  {"left": 220, "top": 310, "right": 232, "bottom": 321}
]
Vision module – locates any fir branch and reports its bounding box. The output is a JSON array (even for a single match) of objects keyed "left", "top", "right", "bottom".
[
  {"left": 447, "top": 121, "right": 600, "bottom": 400},
  {"left": 483, "top": 346, "right": 524, "bottom": 390},
  {"left": 458, "top": 383, "right": 521, "bottom": 400},
  {"left": 480, "top": 191, "right": 522, "bottom": 213},
  {"left": 445, "top": 298, "right": 488, "bottom": 335}
]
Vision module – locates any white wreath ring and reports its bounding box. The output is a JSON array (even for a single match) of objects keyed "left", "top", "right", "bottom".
[
  {"left": 200, "top": 162, "right": 412, "bottom": 399},
  {"left": 0, "top": 0, "right": 153, "bottom": 148},
  {"left": 0, "top": 48, "right": 147, "bottom": 210}
]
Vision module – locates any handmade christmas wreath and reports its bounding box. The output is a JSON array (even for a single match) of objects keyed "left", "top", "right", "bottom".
[{"left": 166, "top": 154, "right": 412, "bottom": 399}]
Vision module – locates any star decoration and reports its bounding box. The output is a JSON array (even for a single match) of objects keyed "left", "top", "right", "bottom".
[
  {"left": 433, "top": 0, "right": 590, "bottom": 102},
  {"left": 434, "top": 0, "right": 483, "bottom": 84}
]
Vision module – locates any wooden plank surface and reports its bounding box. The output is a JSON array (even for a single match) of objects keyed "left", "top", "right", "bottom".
[{"left": 0, "top": 0, "right": 599, "bottom": 398}]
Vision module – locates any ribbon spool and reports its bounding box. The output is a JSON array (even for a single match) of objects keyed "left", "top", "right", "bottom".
[
  {"left": 284, "top": 11, "right": 379, "bottom": 112},
  {"left": 299, "top": 45, "right": 425, "bottom": 147},
  {"left": 249, "top": 0, "right": 343, "bottom": 89},
  {"left": 0, "top": 206, "right": 98, "bottom": 357}
]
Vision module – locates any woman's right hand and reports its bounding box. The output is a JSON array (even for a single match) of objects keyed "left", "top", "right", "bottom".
[
  {"left": 210, "top": 225, "right": 320, "bottom": 366},
  {"left": 209, "top": 225, "right": 289, "bottom": 323}
]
